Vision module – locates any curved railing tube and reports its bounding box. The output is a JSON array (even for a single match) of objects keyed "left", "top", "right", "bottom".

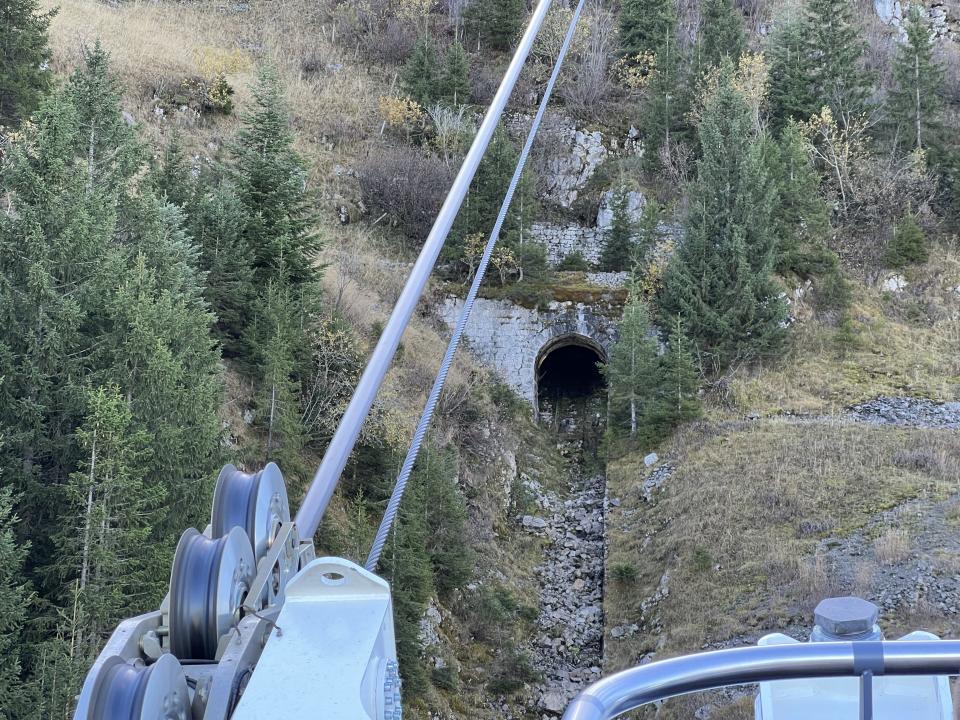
[{"left": 562, "top": 641, "right": 960, "bottom": 720}]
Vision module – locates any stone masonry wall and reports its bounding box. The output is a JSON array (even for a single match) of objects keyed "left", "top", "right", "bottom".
[{"left": 440, "top": 296, "right": 621, "bottom": 405}]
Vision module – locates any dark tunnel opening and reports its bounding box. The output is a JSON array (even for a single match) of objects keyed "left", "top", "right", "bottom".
[{"left": 536, "top": 341, "right": 606, "bottom": 410}]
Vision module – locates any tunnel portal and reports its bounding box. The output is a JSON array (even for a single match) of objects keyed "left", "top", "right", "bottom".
[{"left": 536, "top": 335, "right": 606, "bottom": 412}]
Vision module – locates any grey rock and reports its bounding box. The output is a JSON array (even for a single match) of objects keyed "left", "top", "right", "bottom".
[
  {"left": 523, "top": 515, "right": 549, "bottom": 530},
  {"left": 644, "top": 452, "right": 659, "bottom": 467}
]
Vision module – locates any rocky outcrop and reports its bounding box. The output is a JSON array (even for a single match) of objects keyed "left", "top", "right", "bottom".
[{"left": 874, "top": 0, "right": 958, "bottom": 40}]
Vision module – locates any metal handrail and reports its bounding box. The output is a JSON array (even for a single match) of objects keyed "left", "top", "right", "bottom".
[{"left": 562, "top": 641, "right": 960, "bottom": 720}]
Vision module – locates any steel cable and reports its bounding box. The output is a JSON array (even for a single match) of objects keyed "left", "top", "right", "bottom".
[{"left": 366, "top": 0, "right": 589, "bottom": 572}]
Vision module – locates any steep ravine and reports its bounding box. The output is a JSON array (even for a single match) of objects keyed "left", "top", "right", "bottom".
[{"left": 523, "top": 396, "right": 607, "bottom": 717}]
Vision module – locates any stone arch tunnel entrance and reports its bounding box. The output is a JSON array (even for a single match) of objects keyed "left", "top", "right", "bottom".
[{"left": 536, "top": 335, "right": 607, "bottom": 415}]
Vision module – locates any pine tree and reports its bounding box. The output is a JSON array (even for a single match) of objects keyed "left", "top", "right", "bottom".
[
  {"left": 232, "top": 64, "right": 320, "bottom": 292},
  {"left": 402, "top": 37, "right": 440, "bottom": 107},
  {"left": 618, "top": 0, "right": 677, "bottom": 59},
  {"left": 466, "top": 0, "right": 525, "bottom": 52},
  {"left": 658, "top": 63, "right": 787, "bottom": 369},
  {"left": 803, "top": 0, "right": 872, "bottom": 122},
  {"left": 602, "top": 294, "right": 662, "bottom": 439},
  {"left": 600, "top": 186, "right": 635, "bottom": 271},
  {"left": 698, "top": 0, "right": 747, "bottom": 70},
  {"left": 439, "top": 41, "right": 472, "bottom": 106},
  {"left": 0, "top": 0, "right": 55, "bottom": 127},
  {"left": 888, "top": 6, "right": 945, "bottom": 152},
  {"left": 767, "top": 9, "right": 817, "bottom": 127},
  {"left": 0, "top": 487, "right": 30, "bottom": 716}
]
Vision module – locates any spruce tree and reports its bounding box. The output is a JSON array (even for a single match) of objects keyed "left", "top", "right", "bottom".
[
  {"left": 41, "top": 386, "right": 165, "bottom": 720},
  {"left": 402, "top": 37, "right": 440, "bottom": 107},
  {"left": 888, "top": 6, "right": 944, "bottom": 152},
  {"left": 440, "top": 41, "right": 472, "bottom": 106},
  {"left": 618, "top": 0, "right": 677, "bottom": 59},
  {"left": 0, "top": 48, "right": 223, "bottom": 701},
  {"left": 802, "top": 0, "right": 872, "bottom": 121},
  {"left": 602, "top": 293, "right": 662, "bottom": 439},
  {"left": 232, "top": 64, "right": 320, "bottom": 291},
  {"left": 0, "top": 487, "right": 30, "bottom": 716},
  {"left": 466, "top": 0, "right": 525, "bottom": 52},
  {"left": 767, "top": 9, "right": 817, "bottom": 127},
  {"left": 0, "top": 0, "right": 55, "bottom": 127},
  {"left": 638, "top": 35, "right": 692, "bottom": 172},
  {"left": 418, "top": 447, "right": 473, "bottom": 599},
  {"left": 152, "top": 131, "right": 193, "bottom": 208},
  {"left": 600, "top": 186, "right": 635, "bottom": 271},
  {"left": 655, "top": 317, "right": 701, "bottom": 427},
  {"left": 446, "top": 130, "right": 537, "bottom": 277},
  {"left": 768, "top": 123, "right": 831, "bottom": 275},
  {"left": 187, "top": 183, "right": 255, "bottom": 356},
  {"left": 883, "top": 214, "right": 928, "bottom": 267},
  {"left": 699, "top": 0, "right": 747, "bottom": 70},
  {"left": 633, "top": 199, "right": 664, "bottom": 266},
  {"left": 658, "top": 63, "right": 787, "bottom": 369}
]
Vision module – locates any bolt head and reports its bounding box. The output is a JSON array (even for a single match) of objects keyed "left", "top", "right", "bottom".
[{"left": 814, "top": 596, "right": 879, "bottom": 637}]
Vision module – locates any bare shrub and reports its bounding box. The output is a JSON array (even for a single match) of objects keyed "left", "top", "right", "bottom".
[
  {"left": 363, "top": 18, "right": 417, "bottom": 66},
  {"left": 559, "top": 4, "right": 616, "bottom": 116},
  {"left": 357, "top": 145, "right": 454, "bottom": 240},
  {"left": 874, "top": 527, "right": 911, "bottom": 566}
]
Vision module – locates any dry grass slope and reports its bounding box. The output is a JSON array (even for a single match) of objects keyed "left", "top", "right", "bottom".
[{"left": 605, "top": 421, "right": 960, "bottom": 718}]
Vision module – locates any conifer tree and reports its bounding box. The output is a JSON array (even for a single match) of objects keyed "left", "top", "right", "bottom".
[
  {"left": 0, "top": 487, "right": 30, "bottom": 716},
  {"left": 232, "top": 64, "right": 320, "bottom": 291},
  {"left": 767, "top": 123, "right": 831, "bottom": 275},
  {"left": 247, "top": 281, "right": 309, "bottom": 478},
  {"left": 888, "top": 6, "right": 944, "bottom": 152},
  {"left": 654, "top": 316, "right": 701, "bottom": 429},
  {"left": 187, "top": 183, "right": 255, "bottom": 356},
  {"left": 602, "top": 293, "right": 662, "bottom": 438},
  {"left": 418, "top": 447, "right": 472, "bottom": 599},
  {"left": 600, "top": 186, "right": 635, "bottom": 271},
  {"left": 767, "top": 10, "right": 817, "bottom": 127},
  {"left": 402, "top": 37, "right": 440, "bottom": 107},
  {"left": 618, "top": 0, "right": 677, "bottom": 59},
  {"left": 658, "top": 63, "right": 787, "bottom": 369},
  {"left": 446, "top": 130, "right": 537, "bottom": 277},
  {"left": 699, "top": 0, "right": 747, "bottom": 70},
  {"left": 638, "top": 35, "right": 692, "bottom": 172},
  {"left": 883, "top": 214, "right": 928, "bottom": 268},
  {"left": 440, "top": 41, "right": 472, "bottom": 106},
  {"left": 466, "top": 0, "right": 525, "bottom": 51},
  {"left": 632, "top": 199, "right": 664, "bottom": 266},
  {"left": 0, "top": 0, "right": 55, "bottom": 127},
  {"left": 152, "top": 131, "right": 193, "bottom": 208},
  {"left": 0, "top": 48, "right": 222, "bottom": 699},
  {"left": 40, "top": 387, "right": 164, "bottom": 720},
  {"left": 802, "top": 0, "right": 872, "bottom": 121}
]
